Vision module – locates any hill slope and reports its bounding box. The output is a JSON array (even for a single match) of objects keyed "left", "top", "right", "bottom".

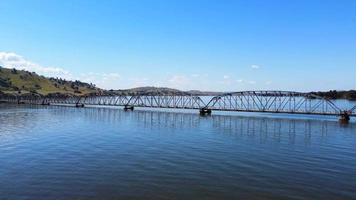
[
  {"left": 0, "top": 67, "right": 100, "bottom": 96},
  {"left": 311, "top": 90, "right": 356, "bottom": 100},
  {"left": 108, "top": 87, "right": 189, "bottom": 95}
]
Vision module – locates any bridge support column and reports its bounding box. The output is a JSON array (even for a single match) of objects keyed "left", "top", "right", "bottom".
[
  {"left": 41, "top": 100, "right": 50, "bottom": 105},
  {"left": 339, "top": 112, "right": 350, "bottom": 124},
  {"left": 200, "top": 108, "right": 212, "bottom": 116},
  {"left": 76, "top": 103, "right": 85, "bottom": 108},
  {"left": 124, "top": 105, "right": 134, "bottom": 111}
]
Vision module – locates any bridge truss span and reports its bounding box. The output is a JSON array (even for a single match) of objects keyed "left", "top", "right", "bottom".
[
  {"left": 78, "top": 95, "right": 131, "bottom": 106},
  {"left": 1, "top": 91, "right": 355, "bottom": 122},
  {"left": 203, "top": 91, "right": 343, "bottom": 116},
  {"left": 127, "top": 95, "right": 205, "bottom": 109},
  {"left": 350, "top": 105, "right": 356, "bottom": 115},
  {"left": 40, "top": 95, "right": 206, "bottom": 109}
]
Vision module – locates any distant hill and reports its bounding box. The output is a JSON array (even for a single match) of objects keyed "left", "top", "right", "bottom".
[
  {"left": 108, "top": 87, "right": 189, "bottom": 96},
  {"left": 185, "top": 90, "right": 223, "bottom": 96},
  {"left": 0, "top": 66, "right": 222, "bottom": 97},
  {"left": 107, "top": 87, "right": 224, "bottom": 96},
  {"left": 0, "top": 66, "right": 101, "bottom": 96},
  {"left": 1, "top": 66, "right": 355, "bottom": 99}
]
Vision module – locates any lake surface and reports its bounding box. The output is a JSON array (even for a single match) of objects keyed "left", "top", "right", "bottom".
[{"left": 0, "top": 104, "right": 356, "bottom": 200}]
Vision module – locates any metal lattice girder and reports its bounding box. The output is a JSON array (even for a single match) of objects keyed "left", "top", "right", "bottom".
[
  {"left": 2, "top": 91, "right": 355, "bottom": 117},
  {"left": 350, "top": 105, "right": 356, "bottom": 114},
  {"left": 38, "top": 95, "right": 205, "bottom": 109},
  {"left": 79, "top": 95, "right": 131, "bottom": 105},
  {"left": 204, "top": 91, "right": 342, "bottom": 115},
  {"left": 126, "top": 95, "right": 205, "bottom": 109},
  {"left": 0, "top": 93, "right": 19, "bottom": 103}
]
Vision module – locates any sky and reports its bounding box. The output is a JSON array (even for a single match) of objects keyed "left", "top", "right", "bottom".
[{"left": 0, "top": 0, "right": 355, "bottom": 92}]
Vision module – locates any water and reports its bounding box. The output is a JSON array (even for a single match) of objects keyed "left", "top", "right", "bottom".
[{"left": 0, "top": 104, "right": 356, "bottom": 200}]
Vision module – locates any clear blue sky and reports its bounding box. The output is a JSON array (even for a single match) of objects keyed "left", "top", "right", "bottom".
[{"left": 0, "top": 0, "right": 355, "bottom": 91}]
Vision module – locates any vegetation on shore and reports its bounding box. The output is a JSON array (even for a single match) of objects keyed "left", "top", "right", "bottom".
[
  {"left": 311, "top": 90, "right": 356, "bottom": 100},
  {"left": 107, "top": 87, "right": 223, "bottom": 96},
  {"left": 107, "top": 87, "right": 189, "bottom": 96}
]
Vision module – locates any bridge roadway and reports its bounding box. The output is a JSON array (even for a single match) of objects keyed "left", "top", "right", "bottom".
[{"left": 1, "top": 91, "right": 355, "bottom": 122}]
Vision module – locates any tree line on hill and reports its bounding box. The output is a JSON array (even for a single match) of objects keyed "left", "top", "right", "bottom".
[{"left": 310, "top": 90, "right": 356, "bottom": 100}]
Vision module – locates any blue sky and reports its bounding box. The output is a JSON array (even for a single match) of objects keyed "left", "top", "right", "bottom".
[{"left": 0, "top": 0, "right": 355, "bottom": 91}]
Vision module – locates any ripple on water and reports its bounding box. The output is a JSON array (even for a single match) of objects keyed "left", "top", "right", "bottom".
[{"left": 0, "top": 105, "right": 356, "bottom": 200}]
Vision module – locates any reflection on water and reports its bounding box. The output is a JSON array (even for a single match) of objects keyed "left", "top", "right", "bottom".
[
  {"left": 47, "top": 106, "right": 352, "bottom": 145},
  {"left": 0, "top": 104, "right": 356, "bottom": 200}
]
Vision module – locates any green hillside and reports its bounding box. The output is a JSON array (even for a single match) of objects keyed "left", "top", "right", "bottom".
[{"left": 0, "top": 67, "right": 100, "bottom": 96}]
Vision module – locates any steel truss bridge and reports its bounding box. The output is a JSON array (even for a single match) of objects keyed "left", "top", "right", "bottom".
[{"left": 1, "top": 91, "right": 355, "bottom": 121}]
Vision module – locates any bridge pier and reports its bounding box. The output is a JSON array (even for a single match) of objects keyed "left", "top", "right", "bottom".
[
  {"left": 124, "top": 105, "right": 134, "bottom": 111},
  {"left": 41, "top": 101, "right": 50, "bottom": 105},
  {"left": 17, "top": 99, "right": 24, "bottom": 104},
  {"left": 76, "top": 103, "right": 85, "bottom": 108},
  {"left": 200, "top": 108, "right": 212, "bottom": 116},
  {"left": 339, "top": 112, "right": 350, "bottom": 124}
]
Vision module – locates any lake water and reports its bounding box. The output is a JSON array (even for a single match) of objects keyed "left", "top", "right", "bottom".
[{"left": 0, "top": 104, "right": 356, "bottom": 200}]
